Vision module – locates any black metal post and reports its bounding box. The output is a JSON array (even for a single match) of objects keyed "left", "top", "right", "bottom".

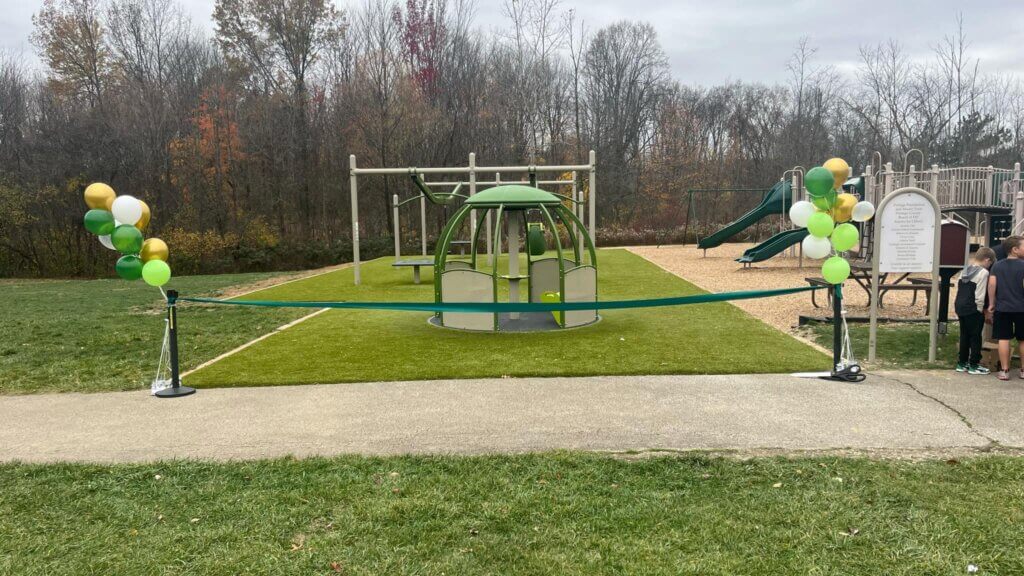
[
  {"left": 832, "top": 283, "right": 842, "bottom": 373},
  {"left": 826, "top": 282, "right": 865, "bottom": 382},
  {"left": 937, "top": 268, "right": 958, "bottom": 336},
  {"left": 155, "top": 289, "right": 196, "bottom": 398}
]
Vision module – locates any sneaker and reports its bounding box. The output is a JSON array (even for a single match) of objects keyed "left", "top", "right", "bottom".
[
  {"left": 968, "top": 365, "right": 990, "bottom": 375},
  {"left": 955, "top": 363, "right": 968, "bottom": 372},
  {"left": 997, "top": 370, "right": 1010, "bottom": 381}
]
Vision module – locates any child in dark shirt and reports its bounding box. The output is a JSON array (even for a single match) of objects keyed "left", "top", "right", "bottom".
[
  {"left": 955, "top": 247, "right": 995, "bottom": 374},
  {"left": 987, "top": 235, "right": 1024, "bottom": 380}
]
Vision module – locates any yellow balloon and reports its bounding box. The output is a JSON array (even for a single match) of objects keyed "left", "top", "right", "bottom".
[
  {"left": 135, "top": 200, "right": 151, "bottom": 231},
  {"left": 140, "top": 238, "right": 169, "bottom": 262},
  {"left": 831, "top": 193, "right": 858, "bottom": 223},
  {"left": 84, "top": 182, "right": 116, "bottom": 210},
  {"left": 823, "top": 158, "right": 850, "bottom": 189}
]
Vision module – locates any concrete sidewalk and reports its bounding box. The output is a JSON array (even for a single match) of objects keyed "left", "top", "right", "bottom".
[{"left": 1, "top": 370, "right": 1020, "bottom": 463}]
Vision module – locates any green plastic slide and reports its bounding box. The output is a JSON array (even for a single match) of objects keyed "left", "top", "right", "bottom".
[
  {"left": 735, "top": 228, "right": 808, "bottom": 263},
  {"left": 697, "top": 181, "right": 792, "bottom": 250}
]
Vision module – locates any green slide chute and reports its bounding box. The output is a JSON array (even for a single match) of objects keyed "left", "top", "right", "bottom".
[
  {"left": 735, "top": 228, "right": 808, "bottom": 263},
  {"left": 698, "top": 181, "right": 792, "bottom": 250}
]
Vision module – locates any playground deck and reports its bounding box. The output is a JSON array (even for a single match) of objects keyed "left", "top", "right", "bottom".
[{"left": 629, "top": 244, "right": 948, "bottom": 332}]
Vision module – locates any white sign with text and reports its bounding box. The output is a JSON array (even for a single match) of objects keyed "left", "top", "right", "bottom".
[{"left": 878, "top": 191, "right": 936, "bottom": 273}]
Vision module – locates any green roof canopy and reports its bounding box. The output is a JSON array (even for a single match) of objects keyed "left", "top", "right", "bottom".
[{"left": 465, "top": 185, "right": 562, "bottom": 207}]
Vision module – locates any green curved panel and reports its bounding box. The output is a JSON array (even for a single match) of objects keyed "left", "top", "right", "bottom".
[{"left": 465, "top": 185, "right": 562, "bottom": 207}]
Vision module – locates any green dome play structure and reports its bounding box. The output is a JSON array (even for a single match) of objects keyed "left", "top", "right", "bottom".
[{"left": 429, "top": 184, "right": 599, "bottom": 332}]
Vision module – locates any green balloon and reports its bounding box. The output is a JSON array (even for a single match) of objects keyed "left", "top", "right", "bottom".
[
  {"left": 111, "top": 224, "right": 144, "bottom": 254},
  {"left": 822, "top": 256, "right": 851, "bottom": 284},
  {"left": 805, "top": 166, "right": 835, "bottom": 197},
  {"left": 142, "top": 259, "right": 172, "bottom": 287},
  {"left": 811, "top": 190, "right": 836, "bottom": 211},
  {"left": 807, "top": 211, "right": 835, "bottom": 238},
  {"left": 115, "top": 255, "right": 143, "bottom": 280},
  {"left": 831, "top": 223, "right": 859, "bottom": 252},
  {"left": 83, "top": 209, "right": 115, "bottom": 235}
]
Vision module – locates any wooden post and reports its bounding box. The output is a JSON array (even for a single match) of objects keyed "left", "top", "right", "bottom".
[
  {"left": 469, "top": 153, "right": 477, "bottom": 252},
  {"left": 588, "top": 150, "right": 597, "bottom": 246},
  {"left": 392, "top": 194, "right": 400, "bottom": 260},
  {"left": 420, "top": 190, "right": 427, "bottom": 256},
  {"left": 573, "top": 172, "right": 583, "bottom": 259},
  {"left": 349, "top": 154, "right": 360, "bottom": 285}
]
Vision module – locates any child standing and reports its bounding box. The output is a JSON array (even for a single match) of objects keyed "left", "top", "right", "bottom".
[
  {"left": 987, "top": 235, "right": 1024, "bottom": 380},
  {"left": 955, "top": 247, "right": 995, "bottom": 374}
]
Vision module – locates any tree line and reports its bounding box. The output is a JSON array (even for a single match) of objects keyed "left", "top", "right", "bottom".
[{"left": 1, "top": 0, "right": 1022, "bottom": 277}]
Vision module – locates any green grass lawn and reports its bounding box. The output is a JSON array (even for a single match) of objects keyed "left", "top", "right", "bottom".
[
  {"left": 806, "top": 322, "right": 961, "bottom": 370},
  {"left": 0, "top": 273, "right": 308, "bottom": 394},
  {"left": 2, "top": 453, "right": 1022, "bottom": 575},
  {"left": 187, "top": 250, "right": 826, "bottom": 387}
]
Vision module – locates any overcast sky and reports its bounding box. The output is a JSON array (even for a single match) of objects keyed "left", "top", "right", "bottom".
[{"left": 3, "top": 0, "right": 1023, "bottom": 84}]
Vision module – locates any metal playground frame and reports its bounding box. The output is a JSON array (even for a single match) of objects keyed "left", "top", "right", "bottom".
[{"left": 348, "top": 151, "right": 597, "bottom": 284}]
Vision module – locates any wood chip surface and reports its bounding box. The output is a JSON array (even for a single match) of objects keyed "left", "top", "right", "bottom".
[{"left": 628, "top": 244, "right": 950, "bottom": 333}]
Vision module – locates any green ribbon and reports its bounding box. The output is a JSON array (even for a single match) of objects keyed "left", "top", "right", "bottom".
[{"left": 177, "top": 285, "right": 821, "bottom": 313}]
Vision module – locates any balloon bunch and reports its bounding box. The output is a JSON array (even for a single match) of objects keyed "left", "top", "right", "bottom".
[
  {"left": 787, "top": 158, "right": 876, "bottom": 284},
  {"left": 82, "top": 183, "right": 172, "bottom": 287}
]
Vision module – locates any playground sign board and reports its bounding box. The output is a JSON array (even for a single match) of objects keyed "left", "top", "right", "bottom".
[
  {"left": 869, "top": 187, "right": 941, "bottom": 363},
  {"left": 877, "top": 191, "right": 937, "bottom": 272}
]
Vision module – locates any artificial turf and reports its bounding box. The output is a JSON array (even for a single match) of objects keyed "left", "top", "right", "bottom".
[
  {"left": 0, "top": 273, "right": 308, "bottom": 394},
  {"left": 2, "top": 453, "right": 1022, "bottom": 575},
  {"left": 186, "top": 249, "right": 826, "bottom": 387}
]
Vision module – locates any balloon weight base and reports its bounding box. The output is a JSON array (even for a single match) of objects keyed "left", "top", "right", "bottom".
[
  {"left": 821, "top": 364, "right": 866, "bottom": 383},
  {"left": 154, "top": 385, "right": 196, "bottom": 398}
]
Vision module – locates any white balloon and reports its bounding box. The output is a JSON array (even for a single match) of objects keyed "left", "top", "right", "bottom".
[
  {"left": 852, "top": 201, "right": 875, "bottom": 222},
  {"left": 98, "top": 234, "right": 116, "bottom": 251},
  {"left": 802, "top": 234, "right": 832, "bottom": 259},
  {"left": 111, "top": 195, "right": 143, "bottom": 226},
  {"left": 788, "top": 200, "right": 816, "bottom": 228}
]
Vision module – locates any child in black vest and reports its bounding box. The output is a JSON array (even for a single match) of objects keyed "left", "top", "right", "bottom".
[{"left": 956, "top": 247, "right": 995, "bottom": 374}]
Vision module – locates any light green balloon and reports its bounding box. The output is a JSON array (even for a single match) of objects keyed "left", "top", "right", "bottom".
[
  {"left": 811, "top": 190, "right": 836, "bottom": 211},
  {"left": 831, "top": 223, "right": 859, "bottom": 252},
  {"left": 822, "top": 256, "right": 851, "bottom": 285},
  {"left": 807, "top": 211, "right": 835, "bottom": 238},
  {"left": 142, "top": 259, "right": 172, "bottom": 287}
]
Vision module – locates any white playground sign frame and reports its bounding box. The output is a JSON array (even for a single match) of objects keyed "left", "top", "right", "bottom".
[{"left": 868, "top": 187, "right": 941, "bottom": 362}]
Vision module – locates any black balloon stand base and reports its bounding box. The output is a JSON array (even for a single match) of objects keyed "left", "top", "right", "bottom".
[
  {"left": 822, "top": 364, "right": 866, "bottom": 383},
  {"left": 155, "top": 384, "right": 196, "bottom": 398}
]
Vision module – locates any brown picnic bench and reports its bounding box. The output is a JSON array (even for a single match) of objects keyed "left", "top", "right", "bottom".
[{"left": 805, "top": 275, "right": 932, "bottom": 309}]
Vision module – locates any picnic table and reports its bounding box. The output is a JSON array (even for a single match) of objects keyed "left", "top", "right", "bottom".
[
  {"left": 848, "top": 261, "right": 932, "bottom": 308},
  {"left": 805, "top": 264, "right": 933, "bottom": 310},
  {"left": 392, "top": 259, "right": 433, "bottom": 284}
]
